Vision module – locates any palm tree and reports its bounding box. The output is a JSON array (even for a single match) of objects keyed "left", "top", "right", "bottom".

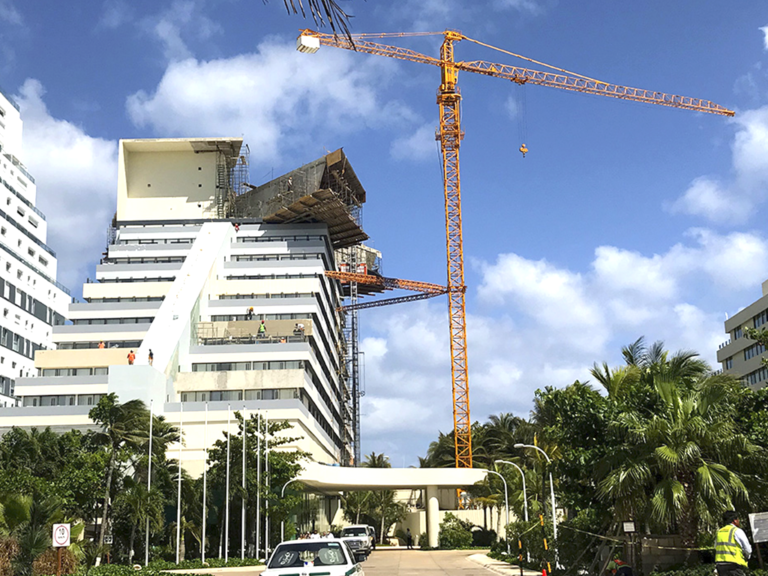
[
  {"left": 598, "top": 373, "right": 758, "bottom": 544},
  {"left": 10, "top": 494, "right": 64, "bottom": 576},
  {"left": 363, "top": 452, "right": 390, "bottom": 469},
  {"left": 88, "top": 393, "right": 149, "bottom": 548}
]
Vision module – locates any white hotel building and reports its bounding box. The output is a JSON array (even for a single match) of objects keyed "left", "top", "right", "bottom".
[
  {"left": 0, "top": 137, "right": 366, "bottom": 469},
  {"left": 0, "top": 90, "right": 69, "bottom": 407}
]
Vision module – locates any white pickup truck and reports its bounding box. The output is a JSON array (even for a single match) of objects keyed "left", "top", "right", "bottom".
[{"left": 339, "top": 525, "right": 374, "bottom": 558}]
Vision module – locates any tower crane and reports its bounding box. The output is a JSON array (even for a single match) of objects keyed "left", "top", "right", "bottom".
[{"left": 298, "top": 30, "right": 735, "bottom": 472}]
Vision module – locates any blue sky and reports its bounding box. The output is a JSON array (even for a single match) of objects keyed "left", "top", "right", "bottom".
[{"left": 3, "top": 0, "right": 768, "bottom": 466}]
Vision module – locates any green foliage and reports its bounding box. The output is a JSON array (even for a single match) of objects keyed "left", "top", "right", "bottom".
[
  {"left": 424, "top": 336, "right": 768, "bottom": 559},
  {"left": 0, "top": 395, "right": 305, "bottom": 568},
  {"left": 417, "top": 532, "right": 430, "bottom": 550},
  {"left": 437, "top": 513, "right": 473, "bottom": 549}
]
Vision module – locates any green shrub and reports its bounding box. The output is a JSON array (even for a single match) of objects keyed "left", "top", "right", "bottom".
[
  {"left": 649, "top": 566, "right": 717, "bottom": 576},
  {"left": 438, "top": 513, "right": 474, "bottom": 549},
  {"left": 472, "top": 527, "right": 496, "bottom": 547}
]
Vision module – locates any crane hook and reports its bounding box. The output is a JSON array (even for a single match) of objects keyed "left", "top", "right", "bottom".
[{"left": 519, "top": 143, "right": 528, "bottom": 158}]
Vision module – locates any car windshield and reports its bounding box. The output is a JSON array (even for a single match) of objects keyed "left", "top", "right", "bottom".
[
  {"left": 268, "top": 542, "right": 348, "bottom": 569},
  {"left": 342, "top": 528, "right": 368, "bottom": 537}
]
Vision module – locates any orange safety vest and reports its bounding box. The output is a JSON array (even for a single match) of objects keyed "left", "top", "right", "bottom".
[{"left": 127, "top": 353, "right": 135, "bottom": 363}]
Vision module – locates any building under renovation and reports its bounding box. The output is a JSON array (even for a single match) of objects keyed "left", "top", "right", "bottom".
[{"left": 0, "top": 137, "right": 376, "bottom": 469}]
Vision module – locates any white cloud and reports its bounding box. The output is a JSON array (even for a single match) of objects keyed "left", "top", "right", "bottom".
[
  {"left": 141, "top": 0, "right": 221, "bottom": 62},
  {"left": 380, "top": 0, "right": 548, "bottom": 32},
  {"left": 492, "top": 0, "right": 547, "bottom": 14},
  {"left": 477, "top": 253, "right": 608, "bottom": 351},
  {"left": 669, "top": 107, "right": 768, "bottom": 223},
  {"left": 0, "top": 0, "right": 22, "bottom": 26},
  {"left": 126, "top": 38, "right": 410, "bottom": 166},
  {"left": 761, "top": 26, "right": 768, "bottom": 50},
  {"left": 15, "top": 80, "right": 118, "bottom": 292},
  {"left": 98, "top": 0, "right": 132, "bottom": 30},
  {"left": 505, "top": 95, "right": 520, "bottom": 120},
  {"left": 390, "top": 124, "right": 436, "bottom": 162},
  {"left": 361, "top": 228, "right": 768, "bottom": 462}
]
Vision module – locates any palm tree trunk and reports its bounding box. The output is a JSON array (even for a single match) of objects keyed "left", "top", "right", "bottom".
[
  {"left": 180, "top": 516, "right": 186, "bottom": 561},
  {"left": 380, "top": 512, "right": 385, "bottom": 545},
  {"left": 97, "top": 451, "right": 117, "bottom": 559},
  {"left": 129, "top": 522, "right": 136, "bottom": 563}
]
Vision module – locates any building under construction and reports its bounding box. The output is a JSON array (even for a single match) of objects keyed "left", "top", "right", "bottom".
[
  {"left": 1, "top": 138, "right": 382, "bottom": 473},
  {"left": 233, "top": 148, "right": 381, "bottom": 465}
]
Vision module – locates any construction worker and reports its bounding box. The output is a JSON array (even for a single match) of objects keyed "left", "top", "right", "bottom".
[
  {"left": 716, "top": 511, "right": 752, "bottom": 576},
  {"left": 98, "top": 340, "right": 105, "bottom": 349},
  {"left": 246, "top": 307, "right": 254, "bottom": 320},
  {"left": 258, "top": 320, "right": 266, "bottom": 338},
  {"left": 148, "top": 349, "right": 154, "bottom": 366},
  {"left": 127, "top": 350, "right": 136, "bottom": 365}
]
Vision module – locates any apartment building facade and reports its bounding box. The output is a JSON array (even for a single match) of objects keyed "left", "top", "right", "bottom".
[
  {"left": 0, "top": 90, "right": 69, "bottom": 407},
  {"left": 717, "top": 279, "right": 768, "bottom": 389},
  {"left": 0, "top": 138, "right": 358, "bottom": 470}
]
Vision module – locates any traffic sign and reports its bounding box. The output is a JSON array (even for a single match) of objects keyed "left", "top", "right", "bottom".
[{"left": 52, "top": 524, "right": 70, "bottom": 548}]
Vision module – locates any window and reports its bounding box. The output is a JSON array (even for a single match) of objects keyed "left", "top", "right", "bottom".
[
  {"left": 734, "top": 327, "right": 743, "bottom": 340},
  {"left": 16, "top": 208, "right": 24, "bottom": 218},
  {"left": 725, "top": 357, "right": 733, "bottom": 370},
  {"left": 28, "top": 217, "right": 38, "bottom": 228},
  {"left": 745, "top": 343, "right": 766, "bottom": 361}
]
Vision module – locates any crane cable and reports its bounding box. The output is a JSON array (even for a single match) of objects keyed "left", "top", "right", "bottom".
[{"left": 461, "top": 35, "right": 608, "bottom": 85}]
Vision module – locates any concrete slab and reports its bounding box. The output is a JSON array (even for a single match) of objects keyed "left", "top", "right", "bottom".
[{"left": 297, "top": 462, "right": 487, "bottom": 492}]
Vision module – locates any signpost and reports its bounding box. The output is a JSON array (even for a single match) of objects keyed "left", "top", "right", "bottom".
[
  {"left": 749, "top": 513, "right": 768, "bottom": 569},
  {"left": 52, "top": 524, "right": 70, "bottom": 576}
]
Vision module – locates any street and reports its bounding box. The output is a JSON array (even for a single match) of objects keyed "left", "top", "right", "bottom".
[{"left": 361, "top": 549, "right": 497, "bottom": 575}]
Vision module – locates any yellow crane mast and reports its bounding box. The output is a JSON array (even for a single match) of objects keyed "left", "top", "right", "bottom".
[{"left": 298, "top": 30, "right": 735, "bottom": 472}]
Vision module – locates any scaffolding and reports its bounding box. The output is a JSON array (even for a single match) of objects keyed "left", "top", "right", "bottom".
[
  {"left": 232, "top": 149, "right": 373, "bottom": 465},
  {"left": 215, "top": 144, "right": 250, "bottom": 219},
  {"left": 234, "top": 149, "right": 367, "bottom": 248}
]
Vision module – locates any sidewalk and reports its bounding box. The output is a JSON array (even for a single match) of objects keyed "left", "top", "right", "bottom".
[{"left": 468, "top": 553, "right": 542, "bottom": 576}]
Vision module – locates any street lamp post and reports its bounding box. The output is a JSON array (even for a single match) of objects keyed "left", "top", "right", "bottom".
[
  {"left": 280, "top": 479, "right": 301, "bottom": 542},
  {"left": 486, "top": 470, "right": 510, "bottom": 556},
  {"left": 514, "top": 444, "right": 557, "bottom": 541},
  {"left": 494, "top": 460, "right": 528, "bottom": 522}
]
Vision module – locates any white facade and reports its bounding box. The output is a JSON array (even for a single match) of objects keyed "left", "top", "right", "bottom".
[
  {"left": 0, "top": 90, "right": 69, "bottom": 407},
  {"left": 0, "top": 138, "right": 350, "bottom": 470}
]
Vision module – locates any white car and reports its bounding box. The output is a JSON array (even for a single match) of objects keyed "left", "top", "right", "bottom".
[{"left": 263, "top": 538, "right": 365, "bottom": 576}]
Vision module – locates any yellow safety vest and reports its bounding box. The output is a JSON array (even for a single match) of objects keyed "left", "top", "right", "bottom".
[{"left": 715, "top": 524, "right": 748, "bottom": 567}]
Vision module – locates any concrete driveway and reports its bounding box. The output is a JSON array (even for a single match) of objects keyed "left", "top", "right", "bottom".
[{"left": 361, "top": 549, "right": 497, "bottom": 575}]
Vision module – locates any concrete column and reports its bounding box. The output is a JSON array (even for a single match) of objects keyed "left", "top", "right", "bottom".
[{"left": 426, "top": 485, "right": 439, "bottom": 548}]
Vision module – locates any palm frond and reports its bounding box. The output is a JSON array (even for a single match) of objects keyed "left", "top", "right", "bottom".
[{"left": 271, "top": 0, "right": 352, "bottom": 40}]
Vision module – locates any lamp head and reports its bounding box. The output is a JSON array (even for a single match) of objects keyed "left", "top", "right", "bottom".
[{"left": 514, "top": 443, "right": 525, "bottom": 449}]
